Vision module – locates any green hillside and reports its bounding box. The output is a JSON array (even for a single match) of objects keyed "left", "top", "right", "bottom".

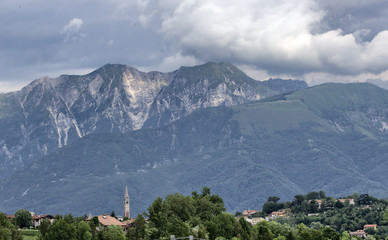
[{"left": 1, "top": 82, "right": 388, "bottom": 216}]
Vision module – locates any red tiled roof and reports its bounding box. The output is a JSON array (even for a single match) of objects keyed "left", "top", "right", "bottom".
[
  {"left": 98, "top": 215, "right": 124, "bottom": 226},
  {"left": 122, "top": 218, "right": 136, "bottom": 226},
  {"left": 364, "top": 224, "right": 377, "bottom": 228},
  {"left": 242, "top": 210, "right": 259, "bottom": 216},
  {"left": 338, "top": 199, "right": 353, "bottom": 202},
  {"left": 271, "top": 211, "right": 285, "bottom": 215},
  {"left": 32, "top": 214, "right": 54, "bottom": 220}
]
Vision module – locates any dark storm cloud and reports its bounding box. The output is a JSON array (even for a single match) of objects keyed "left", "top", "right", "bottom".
[
  {"left": 316, "top": 0, "right": 388, "bottom": 40},
  {"left": 1, "top": 0, "right": 388, "bottom": 92},
  {"left": 0, "top": 0, "right": 166, "bottom": 92}
]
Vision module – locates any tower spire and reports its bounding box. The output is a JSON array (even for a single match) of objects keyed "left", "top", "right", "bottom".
[{"left": 124, "top": 185, "right": 130, "bottom": 219}]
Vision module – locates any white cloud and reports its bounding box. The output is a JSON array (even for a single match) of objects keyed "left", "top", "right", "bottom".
[
  {"left": 151, "top": 0, "right": 388, "bottom": 76},
  {"left": 0, "top": 80, "right": 28, "bottom": 93},
  {"left": 60, "top": 18, "right": 87, "bottom": 42},
  {"left": 300, "top": 69, "right": 388, "bottom": 88},
  {"left": 158, "top": 52, "right": 200, "bottom": 72}
]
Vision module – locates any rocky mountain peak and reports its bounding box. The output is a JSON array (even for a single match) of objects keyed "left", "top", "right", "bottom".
[{"left": 0, "top": 62, "right": 308, "bottom": 178}]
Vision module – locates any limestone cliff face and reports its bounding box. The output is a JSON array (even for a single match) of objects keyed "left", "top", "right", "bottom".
[
  {"left": 0, "top": 64, "right": 173, "bottom": 177},
  {"left": 144, "top": 62, "right": 276, "bottom": 128},
  {"left": 0, "top": 62, "right": 307, "bottom": 177}
]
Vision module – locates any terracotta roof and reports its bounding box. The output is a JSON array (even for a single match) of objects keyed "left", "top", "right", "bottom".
[
  {"left": 33, "top": 214, "right": 54, "bottom": 220},
  {"left": 98, "top": 215, "right": 124, "bottom": 226},
  {"left": 122, "top": 218, "right": 136, "bottom": 226},
  {"left": 364, "top": 224, "right": 377, "bottom": 228},
  {"left": 271, "top": 211, "right": 285, "bottom": 215},
  {"left": 338, "top": 199, "right": 353, "bottom": 202},
  {"left": 243, "top": 210, "right": 258, "bottom": 213}
]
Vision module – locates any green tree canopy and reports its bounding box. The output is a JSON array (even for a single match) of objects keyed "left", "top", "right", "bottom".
[
  {"left": 148, "top": 187, "right": 225, "bottom": 238},
  {"left": 44, "top": 218, "right": 76, "bottom": 240},
  {"left": 0, "top": 212, "right": 22, "bottom": 240},
  {"left": 14, "top": 209, "right": 32, "bottom": 229},
  {"left": 205, "top": 213, "right": 239, "bottom": 240},
  {"left": 99, "top": 225, "right": 125, "bottom": 240}
]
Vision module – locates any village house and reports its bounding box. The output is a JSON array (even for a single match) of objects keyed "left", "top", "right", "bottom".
[
  {"left": 250, "top": 217, "right": 265, "bottom": 225},
  {"left": 270, "top": 211, "right": 286, "bottom": 218},
  {"left": 364, "top": 224, "right": 378, "bottom": 231},
  {"left": 338, "top": 199, "right": 355, "bottom": 205},
  {"left": 349, "top": 230, "right": 367, "bottom": 238},
  {"left": 95, "top": 214, "right": 126, "bottom": 230},
  {"left": 310, "top": 198, "right": 354, "bottom": 209},
  {"left": 32, "top": 214, "right": 54, "bottom": 228},
  {"left": 122, "top": 218, "right": 136, "bottom": 227},
  {"left": 242, "top": 210, "right": 259, "bottom": 217},
  {"left": 265, "top": 211, "right": 286, "bottom": 221}
]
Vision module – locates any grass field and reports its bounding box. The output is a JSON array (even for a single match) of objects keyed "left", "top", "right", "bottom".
[{"left": 20, "top": 229, "right": 39, "bottom": 240}]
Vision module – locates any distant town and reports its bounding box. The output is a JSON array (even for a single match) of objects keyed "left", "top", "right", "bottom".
[{"left": 2, "top": 187, "right": 388, "bottom": 240}]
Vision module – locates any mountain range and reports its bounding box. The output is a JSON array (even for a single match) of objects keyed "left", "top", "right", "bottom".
[
  {"left": 1, "top": 62, "right": 388, "bottom": 216},
  {"left": 0, "top": 62, "right": 306, "bottom": 178}
]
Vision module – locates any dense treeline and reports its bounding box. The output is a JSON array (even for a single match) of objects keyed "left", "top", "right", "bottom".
[
  {"left": 259, "top": 191, "right": 388, "bottom": 239},
  {"left": 0, "top": 212, "right": 22, "bottom": 240},
  {"left": 3, "top": 188, "right": 388, "bottom": 240}
]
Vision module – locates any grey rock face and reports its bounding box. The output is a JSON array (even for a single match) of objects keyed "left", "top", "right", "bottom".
[{"left": 0, "top": 62, "right": 307, "bottom": 177}]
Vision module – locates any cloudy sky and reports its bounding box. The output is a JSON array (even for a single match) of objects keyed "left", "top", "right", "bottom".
[{"left": 1, "top": 0, "right": 388, "bottom": 92}]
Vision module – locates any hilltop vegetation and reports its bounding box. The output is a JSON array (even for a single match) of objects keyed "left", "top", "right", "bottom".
[
  {"left": 4, "top": 188, "right": 388, "bottom": 240},
  {"left": 258, "top": 191, "right": 388, "bottom": 238}
]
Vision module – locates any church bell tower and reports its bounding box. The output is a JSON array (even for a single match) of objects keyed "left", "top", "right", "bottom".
[{"left": 124, "top": 185, "right": 130, "bottom": 218}]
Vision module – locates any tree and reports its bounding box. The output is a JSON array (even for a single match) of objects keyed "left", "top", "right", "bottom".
[
  {"left": 88, "top": 217, "right": 99, "bottom": 239},
  {"left": 0, "top": 212, "right": 22, "bottom": 240},
  {"left": 166, "top": 216, "right": 192, "bottom": 237},
  {"left": 358, "top": 194, "right": 378, "bottom": 206},
  {"left": 239, "top": 218, "right": 252, "bottom": 240},
  {"left": 341, "top": 231, "right": 351, "bottom": 240},
  {"left": 268, "top": 196, "right": 281, "bottom": 203},
  {"left": 148, "top": 197, "right": 168, "bottom": 237},
  {"left": 0, "top": 227, "right": 12, "bottom": 240},
  {"left": 164, "top": 193, "right": 195, "bottom": 222},
  {"left": 322, "top": 226, "right": 340, "bottom": 240},
  {"left": 335, "top": 200, "right": 344, "bottom": 209},
  {"left": 127, "top": 214, "right": 146, "bottom": 240},
  {"left": 305, "top": 192, "right": 320, "bottom": 200},
  {"left": 39, "top": 219, "right": 51, "bottom": 239},
  {"left": 76, "top": 221, "right": 92, "bottom": 240},
  {"left": 255, "top": 222, "right": 272, "bottom": 240},
  {"left": 318, "top": 191, "right": 326, "bottom": 199},
  {"left": 100, "top": 225, "right": 125, "bottom": 240},
  {"left": 262, "top": 202, "right": 282, "bottom": 215},
  {"left": 205, "top": 213, "right": 239, "bottom": 240},
  {"left": 295, "top": 224, "right": 313, "bottom": 240},
  {"left": 293, "top": 195, "right": 305, "bottom": 205},
  {"left": 110, "top": 211, "right": 116, "bottom": 219},
  {"left": 307, "top": 200, "right": 319, "bottom": 213},
  {"left": 193, "top": 187, "right": 225, "bottom": 221},
  {"left": 14, "top": 209, "right": 32, "bottom": 229},
  {"left": 44, "top": 218, "right": 76, "bottom": 240}
]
